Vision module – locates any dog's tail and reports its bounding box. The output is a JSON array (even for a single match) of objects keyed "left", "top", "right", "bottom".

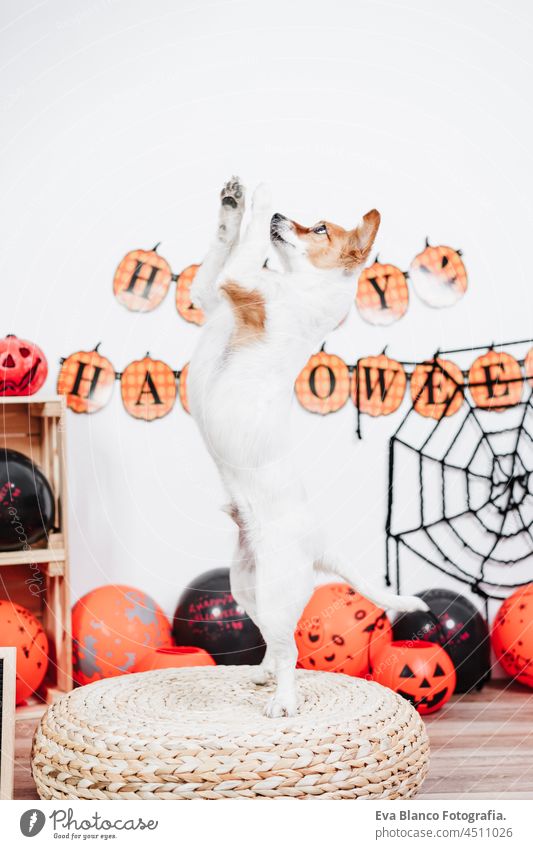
[{"left": 315, "top": 549, "right": 429, "bottom": 613}]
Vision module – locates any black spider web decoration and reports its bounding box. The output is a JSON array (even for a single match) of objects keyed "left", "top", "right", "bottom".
[{"left": 386, "top": 370, "right": 533, "bottom": 605}]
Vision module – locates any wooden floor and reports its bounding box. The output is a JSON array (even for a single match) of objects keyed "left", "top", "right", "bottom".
[{"left": 13, "top": 681, "right": 533, "bottom": 800}]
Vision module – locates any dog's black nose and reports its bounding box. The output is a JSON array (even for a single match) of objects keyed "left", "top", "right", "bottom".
[{"left": 271, "top": 212, "right": 285, "bottom": 223}]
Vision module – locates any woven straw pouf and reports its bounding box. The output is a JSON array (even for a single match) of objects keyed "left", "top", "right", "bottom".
[{"left": 32, "top": 666, "right": 429, "bottom": 800}]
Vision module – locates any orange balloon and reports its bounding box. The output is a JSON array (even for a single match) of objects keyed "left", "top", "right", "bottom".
[
  {"left": 372, "top": 640, "right": 456, "bottom": 715},
  {"left": 0, "top": 600, "right": 49, "bottom": 704},
  {"left": 492, "top": 584, "right": 533, "bottom": 688},
  {"left": 295, "top": 583, "right": 392, "bottom": 677},
  {"left": 132, "top": 645, "right": 215, "bottom": 672},
  {"left": 72, "top": 585, "right": 173, "bottom": 685}
]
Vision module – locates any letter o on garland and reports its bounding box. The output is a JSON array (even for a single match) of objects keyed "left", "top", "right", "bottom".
[
  {"left": 468, "top": 350, "right": 523, "bottom": 410},
  {"left": 175, "top": 264, "right": 205, "bottom": 325},
  {"left": 179, "top": 362, "right": 190, "bottom": 414},
  {"left": 295, "top": 352, "right": 351, "bottom": 415}
]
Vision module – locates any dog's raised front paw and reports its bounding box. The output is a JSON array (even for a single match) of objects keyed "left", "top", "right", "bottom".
[
  {"left": 220, "top": 176, "right": 245, "bottom": 210},
  {"left": 264, "top": 692, "right": 297, "bottom": 718}
]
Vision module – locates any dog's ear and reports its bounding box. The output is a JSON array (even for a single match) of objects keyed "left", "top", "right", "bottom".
[{"left": 342, "top": 209, "right": 381, "bottom": 268}]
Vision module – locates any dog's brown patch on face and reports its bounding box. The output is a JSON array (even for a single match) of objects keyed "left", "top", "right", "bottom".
[
  {"left": 221, "top": 280, "right": 266, "bottom": 347},
  {"left": 289, "top": 209, "right": 381, "bottom": 271}
]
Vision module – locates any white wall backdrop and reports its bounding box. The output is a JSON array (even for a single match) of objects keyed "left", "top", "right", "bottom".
[{"left": 2, "top": 0, "right": 532, "bottom": 621}]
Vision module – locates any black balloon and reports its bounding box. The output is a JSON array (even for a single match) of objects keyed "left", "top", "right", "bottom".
[
  {"left": 0, "top": 449, "right": 54, "bottom": 551},
  {"left": 172, "top": 568, "right": 266, "bottom": 665},
  {"left": 393, "top": 588, "right": 490, "bottom": 693}
]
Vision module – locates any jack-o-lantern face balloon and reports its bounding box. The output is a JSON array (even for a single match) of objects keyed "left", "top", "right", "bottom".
[
  {"left": 113, "top": 244, "right": 172, "bottom": 312},
  {"left": 121, "top": 355, "right": 177, "bottom": 421},
  {"left": 295, "top": 352, "right": 351, "bottom": 415},
  {"left": 0, "top": 334, "right": 48, "bottom": 396},
  {"left": 57, "top": 345, "right": 115, "bottom": 413},
  {"left": 353, "top": 354, "right": 407, "bottom": 416},
  {"left": 356, "top": 260, "right": 409, "bottom": 326},
  {"left": 411, "top": 357, "right": 464, "bottom": 418},
  {"left": 468, "top": 350, "right": 523, "bottom": 410},
  {"left": 373, "top": 640, "right": 456, "bottom": 715},
  {"left": 410, "top": 241, "right": 468, "bottom": 308},
  {"left": 295, "top": 583, "right": 392, "bottom": 677},
  {"left": 179, "top": 362, "right": 190, "bottom": 414},
  {"left": 176, "top": 264, "right": 205, "bottom": 325}
]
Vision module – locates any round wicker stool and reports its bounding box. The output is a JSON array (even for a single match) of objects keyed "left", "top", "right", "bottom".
[{"left": 32, "top": 667, "right": 429, "bottom": 800}]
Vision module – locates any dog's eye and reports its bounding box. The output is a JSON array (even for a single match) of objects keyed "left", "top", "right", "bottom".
[{"left": 313, "top": 224, "right": 327, "bottom": 235}]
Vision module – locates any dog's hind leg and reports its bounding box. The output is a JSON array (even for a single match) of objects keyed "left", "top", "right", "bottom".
[
  {"left": 253, "top": 542, "right": 314, "bottom": 717},
  {"left": 190, "top": 176, "right": 245, "bottom": 314}
]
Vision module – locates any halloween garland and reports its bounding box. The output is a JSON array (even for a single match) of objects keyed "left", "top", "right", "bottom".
[
  {"left": 57, "top": 339, "right": 533, "bottom": 428},
  {"left": 112, "top": 239, "right": 467, "bottom": 325}
]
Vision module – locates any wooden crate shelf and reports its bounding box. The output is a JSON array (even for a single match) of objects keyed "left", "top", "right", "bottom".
[{"left": 0, "top": 396, "right": 72, "bottom": 707}]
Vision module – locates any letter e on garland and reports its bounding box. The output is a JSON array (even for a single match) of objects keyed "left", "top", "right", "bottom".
[
  {"left": 57, "top": 345, "right": 115, "bottom": 413},
  {"left": 295, "top": 352, "right": 350, "bottom": 414},
  {"left": 468, "top": 350, "right": 523, "bottom": 410},
  {"left": 410, "top": 357, "right": 464, "bottom": 419},
  {"left": 121, "top": 355, "right": 177, "bottom": 421},
  {"left": 353, "top": 354, "right": 406, "bottom": 416}
]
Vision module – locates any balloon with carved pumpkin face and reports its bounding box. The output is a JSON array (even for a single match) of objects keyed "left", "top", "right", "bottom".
[
  {"left": 372, "top": 640, "right": 456, "bottom": 715},
  {"left": 121, "top": 355, "right": 177, "bottom": 421},
  {"left": 295, "top": 352, "right": 351, "bottom": 415},
  {"left": 352, "top": 354, "right": 407, "bottom": 416},
  {"left": 356, "top": 259, "right": 409, "bottom": 326},
  {"left": 410, "top": 240, "right": 468, "bottom": 308},
  {"left": 175, "top": 264, "right": 205, "bottom": 325},
  {"left": 57, "top": 345, "right": 115, "bottom": 414},
  {"left": 295, "top": 583, "right": 392, "bottom": 677},
  {"left": 0, "top": 335, "right": 48, "bottom": 396},
  {"left": 113, "top": 244, "right": 172, "bottom": 312},
  {"left": 468, "top": 350, "right": 523, "bottom": 410}
]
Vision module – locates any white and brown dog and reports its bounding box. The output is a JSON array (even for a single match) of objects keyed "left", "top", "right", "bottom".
[{"left": 188, "top": 178, "right": 427, "bottom": 717}]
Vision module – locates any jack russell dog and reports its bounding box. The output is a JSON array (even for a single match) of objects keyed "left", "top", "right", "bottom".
[{"left": 188, "top": 178, "right": 427, "bottom": 717}]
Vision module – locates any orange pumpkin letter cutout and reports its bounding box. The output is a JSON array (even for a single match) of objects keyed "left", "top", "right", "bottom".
[
  {"left": 113, "top": 245, "right": 172, "bottom": 312},
  {"left": 57, "top": 346, "right": 115, "bottom": 413},
  {"left": 410, "top": 241, "right": 467, "bottom": 308},
  {"left": 410, "top": 357, "right": 464, "bottom": 419},
  {"left": 178, "top": 362, "right": 190, "bottom": 414},
  {"left": 175, "top": 264, "right": 205, "bottom": 325},
  {"left": 295, "top": 352, "right": 350, "bottom": 415},
  {"left": 353, "top": 354, "right": 407, "bottom": 416},
  {"left": 121, "top": 356, "right": 177, "bottom": 421},
  {"left": 356, "top": 260, "right": 409, "bottom": 326},
  {"left": 525, "top": 348, "right": 533, "bottom": 388},
  {"left": 468, "top": 351, "right": 523, "bottom": 410}
]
